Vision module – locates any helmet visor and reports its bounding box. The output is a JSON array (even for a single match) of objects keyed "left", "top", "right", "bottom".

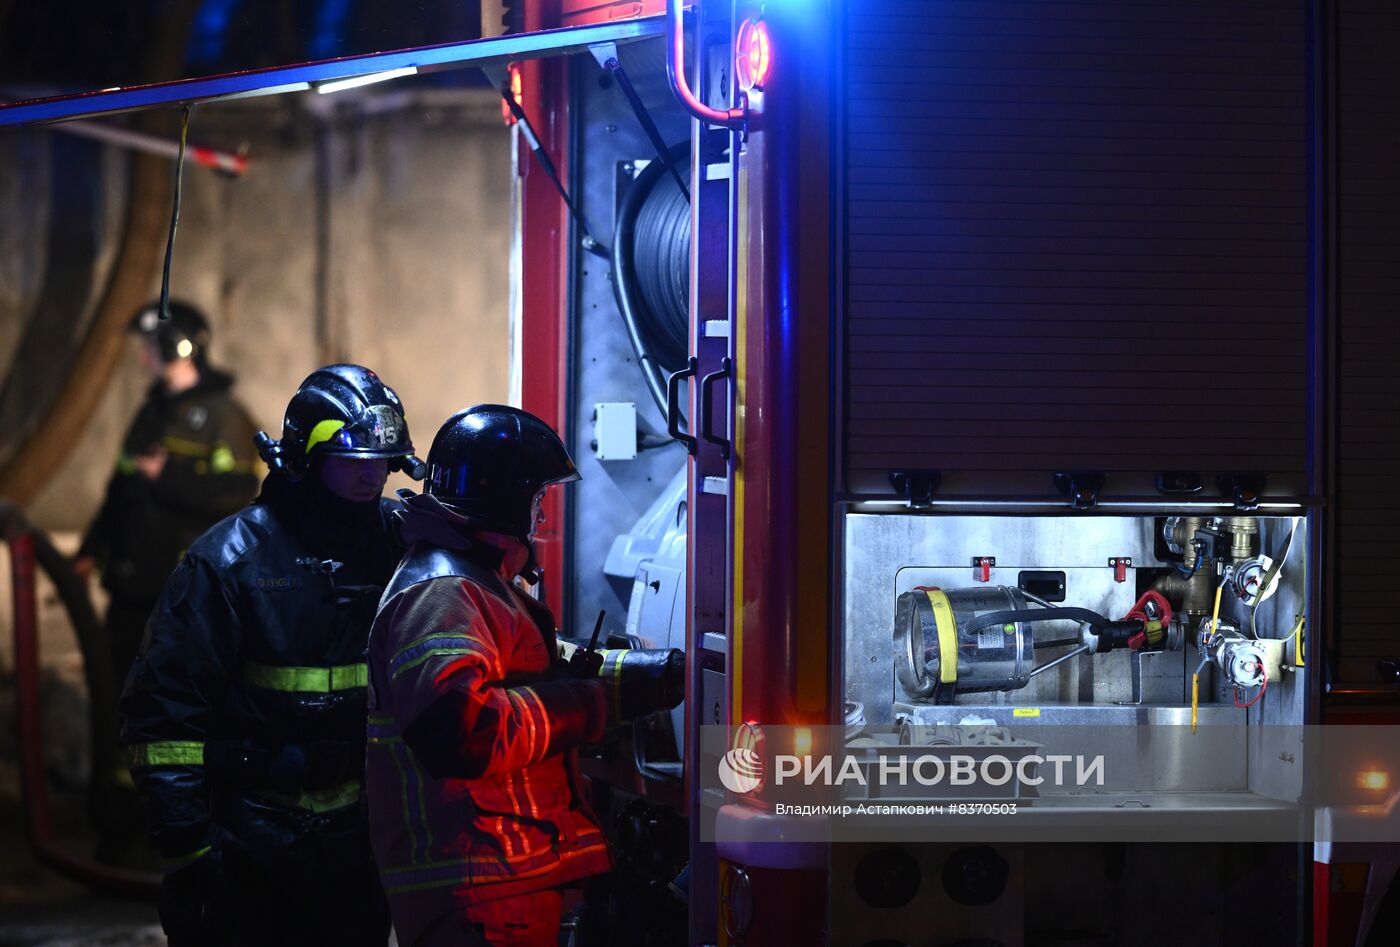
[{"left": 544, "top": 467, "right": 582, "bottom": 487}]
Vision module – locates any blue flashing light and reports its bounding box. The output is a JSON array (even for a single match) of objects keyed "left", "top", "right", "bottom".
[
  {"left": 187, "top": 0, "right": 243, "bottom": 66},
  {"left": 310, "top": 0, "right": 355, "bottom": 61}
]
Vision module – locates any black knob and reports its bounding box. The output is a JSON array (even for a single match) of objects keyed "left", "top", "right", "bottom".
[{"left": 1379, "top": 660, "right": 1400, "bottom": 686}]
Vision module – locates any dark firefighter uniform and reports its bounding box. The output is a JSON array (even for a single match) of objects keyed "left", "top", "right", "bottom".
[
  {"left": 120, "top": 365, "right": 422, "bottom": 946},
  {"left": 80, "top": 303, "right": 259, "bottom": 688},
  {"left": 366, "top": 405, "right": 684, "bottom": 947}
]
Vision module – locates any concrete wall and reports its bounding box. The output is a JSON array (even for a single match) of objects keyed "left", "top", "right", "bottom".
[
  {"left": 1, "top": 86, "right": 513, "bottom": 532},
  {"left": 0, "top": 86, "right": 513, "bottom": 807}
]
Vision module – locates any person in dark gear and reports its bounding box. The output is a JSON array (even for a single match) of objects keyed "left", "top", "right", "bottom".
[
  {"left": 75, "top": 301, "right": 259, "bottom": 864},
  {"left": 76, "top": 301, "right": 259, "bottom": 716},
  {"left": 121, "top": 364, "right": 423, "bottom": 947},
  {"left": 366, "top": 404, "right": 685, "bottom": 947}
]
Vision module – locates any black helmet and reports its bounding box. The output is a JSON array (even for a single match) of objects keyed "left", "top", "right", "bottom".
[
  {"left": 423, "top": 404, "right": 579, "bottom": 538},
  {"left": 255, "top": 364, "right": 422, "bottom": 480},
  {"left": 130, "top": 300, "right": 210, "bottom": 364}
]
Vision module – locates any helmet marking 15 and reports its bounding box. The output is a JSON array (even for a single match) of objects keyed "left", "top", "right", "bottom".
[{"left": 255, "top": 364, "right": 420, "bottom": 480}]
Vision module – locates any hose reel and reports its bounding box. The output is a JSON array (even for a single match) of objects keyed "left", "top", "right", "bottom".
[{"left": 611, "top": 144, "right": 692, "bottom": 418}]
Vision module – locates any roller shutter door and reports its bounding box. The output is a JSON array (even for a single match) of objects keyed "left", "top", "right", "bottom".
[
  {"left": 1334, "top": 0, "right": 1400, "bottom": 686},
  {"left": 842, "top": 0, "right": 1312, "bottom": 500}
]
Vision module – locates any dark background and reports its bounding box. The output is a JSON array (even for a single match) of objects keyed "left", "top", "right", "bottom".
[{"left": 0, "top": 0, "right": 484, "bottom": 90}]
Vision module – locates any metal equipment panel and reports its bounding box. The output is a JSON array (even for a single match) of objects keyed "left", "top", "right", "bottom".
[
  {"left": 844, "top": 512, "right": 1309, "bottom": 726},
  {"left": 564, "top": 39, "right": 690, "bottom": 642},
  {"left": 841, "top": 0, "right": 1311, "bottom": 501}
]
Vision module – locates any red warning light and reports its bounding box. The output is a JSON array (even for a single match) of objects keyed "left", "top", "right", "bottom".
[{"left": 735, "top": 19, "right": 771, "bottom": 91}]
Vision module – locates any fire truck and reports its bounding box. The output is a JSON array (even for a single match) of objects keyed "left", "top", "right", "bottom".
[{"left": 3, "top": 1, "right": 1399, "bottom": 944}]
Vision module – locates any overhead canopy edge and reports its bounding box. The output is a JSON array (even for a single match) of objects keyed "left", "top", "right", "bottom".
[{"left": 0, "top": 16, "right": 665, "bottom": 128}]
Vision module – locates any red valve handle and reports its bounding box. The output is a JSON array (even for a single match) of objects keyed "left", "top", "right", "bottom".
[{"left": 1123, "top": 590, "right": 1173, "bottom": 650}]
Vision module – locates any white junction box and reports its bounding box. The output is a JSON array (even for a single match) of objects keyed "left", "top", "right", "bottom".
[{"left": 593, "top": 402, "right": 637, "bottom": 461}]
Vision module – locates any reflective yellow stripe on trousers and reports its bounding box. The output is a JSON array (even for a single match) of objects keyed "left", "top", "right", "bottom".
[
  {"left": 243, "top": 661, "right": 368, "bottom": 692},
  {"left": 129, "top": 740, "right": 206, "bottom": 768}
]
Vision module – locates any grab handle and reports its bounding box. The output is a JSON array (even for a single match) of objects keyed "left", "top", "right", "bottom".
[{"left": 667, "top": 357, "right": 698, "bottom": 455}]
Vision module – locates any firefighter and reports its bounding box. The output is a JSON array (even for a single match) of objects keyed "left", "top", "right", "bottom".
[
  {"left": 366, "top": 404, "right": 685, "bottom": 947},
  {"left": 75, "top": 301, "right": 259, "bottom": 718},
  {"left": 120, "top": 364, "right": 421, "bottom": 946}
]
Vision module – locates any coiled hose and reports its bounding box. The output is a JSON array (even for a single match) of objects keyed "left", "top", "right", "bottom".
[{"left": 611, "top": 145, "right": 691, "bottom": 420}]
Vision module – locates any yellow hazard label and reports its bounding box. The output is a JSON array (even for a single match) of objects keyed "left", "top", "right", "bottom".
[{"left": 1013, "top": 708, "right": 1041, "bottom": 718}]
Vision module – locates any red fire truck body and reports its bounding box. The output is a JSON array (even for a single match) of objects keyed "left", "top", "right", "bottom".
[{"left": 508, "top": 2, "right": 1400, "bottom": 945}]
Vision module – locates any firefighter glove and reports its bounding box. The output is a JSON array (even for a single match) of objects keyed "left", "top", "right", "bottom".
[{"left": 602, "top": 648, "right": 685, "bottom": 722}]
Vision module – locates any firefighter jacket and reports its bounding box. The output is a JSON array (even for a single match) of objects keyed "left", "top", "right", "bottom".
[
  {"left": 366, "top": 519, "right": 612, "bottom": 944},
  {"left": 120, "top": 472, "right": 401, "bottom": 867},
  {"left": 80, "top": 369, "right": 259, "bottom": 603}
]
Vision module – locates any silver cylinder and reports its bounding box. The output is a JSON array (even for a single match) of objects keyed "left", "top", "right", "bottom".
[{"left": 894, "top": 585, "right": 1035, "bottom": 699}]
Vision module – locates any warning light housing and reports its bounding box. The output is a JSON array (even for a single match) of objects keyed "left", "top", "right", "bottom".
[{"left": 736, "top": 19, "right": 772, "bottom": 91}]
